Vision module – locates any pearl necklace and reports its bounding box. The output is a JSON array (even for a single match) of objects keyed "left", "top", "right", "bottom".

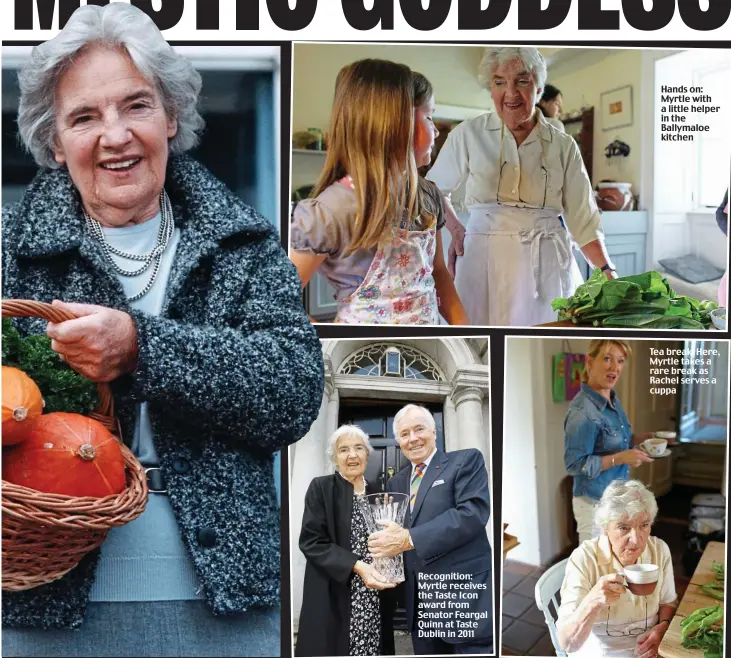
[{"left": 83, "top": 191, "right": 174, "bottom": 302}]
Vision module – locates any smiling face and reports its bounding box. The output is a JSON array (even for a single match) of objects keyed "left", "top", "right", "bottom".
[
  {"left": 413, "top": 94, "right": 438, "bottom": 168},
  {"left": 490, "top": 58, "right": 540, "bottom": 130},
  {"left": 586, "top": 343, "right": 627, "bottom": 394},
  {"left": 607, "top": 512, "right": 652, "bottom": 565},
  {"left": 53, "top": 45, "right": 177, "bottom": 227},
  {"left": 395, "top": 407, "right": 437, "bottom": 465},
  {"left": 334, "top": 434, "right": 369, "bottom": 480}
]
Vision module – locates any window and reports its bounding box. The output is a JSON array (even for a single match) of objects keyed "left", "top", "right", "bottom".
[
  {"left": 338, "top": 343, "right": 445, "bottom": 381},
  {"left": 693, "top": 63, "right": 730, "bottom": 208}
]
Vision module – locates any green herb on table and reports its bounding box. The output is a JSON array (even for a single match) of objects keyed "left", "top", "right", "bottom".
[
  {"left": 2, "top": 318, "right": 98, "bottom": 414},
  {"left": 552, "top": 269, "right": 718, "bottom": 329},
  {"left": 681, "top": 605, "right": 724, "bottom": 658},
  {"left": 700, "top": 562, "right": 725, "bottom": 600}
]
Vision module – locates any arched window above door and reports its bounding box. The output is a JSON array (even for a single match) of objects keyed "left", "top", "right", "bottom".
[{"left": 338, "top": 343, "right": 445, "bottom": 381}]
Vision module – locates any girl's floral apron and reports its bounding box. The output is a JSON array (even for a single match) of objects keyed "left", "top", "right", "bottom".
[{"left": 335, "top": 178, "right": 439, "bottom": 325}]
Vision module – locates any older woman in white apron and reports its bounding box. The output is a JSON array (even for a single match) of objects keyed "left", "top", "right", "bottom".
[
  {"left": 427, "top": 47, "right": 616, "bottom": 326},
  {"left": 557, "top": 481, "right": 677, "bottom": 658}
]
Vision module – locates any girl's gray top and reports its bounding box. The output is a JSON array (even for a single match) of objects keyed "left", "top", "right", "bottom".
[{"left": 291, "top": 179, "right": 446, "bottom": 301}]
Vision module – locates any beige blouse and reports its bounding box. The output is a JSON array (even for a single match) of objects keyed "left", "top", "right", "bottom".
[
  {"left": 557, "top": 535, "right": 678, "bottom": 657},
  {"left": 426, "top": 110, "right": 603, "bottom": 248}
]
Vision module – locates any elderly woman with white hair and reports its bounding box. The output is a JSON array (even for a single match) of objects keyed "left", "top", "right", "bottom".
[
  {"left": 427, "top": 47, "right": 614, "bottom": 326},
  {"left": 1, "top": 3, "right": 323, "bottom": 656},
  {"left": 556, "top": 481, "right": 678, "bottom": 658},
  {"left": 297, "top": 425, "right": 396, "bottom": 657}
]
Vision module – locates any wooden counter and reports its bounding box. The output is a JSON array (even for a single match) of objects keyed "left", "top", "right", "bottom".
[
  {"left": 689, "top": 541, "right": 725, "bottom": 588},
  {"left": 658, "top": 542, "right": 725, "bottom": 658},
  {"left": 503, "top": 523, "right": 519, "bottom": 559}
]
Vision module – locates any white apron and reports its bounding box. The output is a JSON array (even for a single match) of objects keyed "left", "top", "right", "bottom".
[
  {"left": 568, "top": 611, "right": 659, "bottom": 658},
  {"left": 333, "top": 175, "right": 439, "bottom": 325},
  {"left": 455, "top": 203, "right": 584, "bottom": 326}
]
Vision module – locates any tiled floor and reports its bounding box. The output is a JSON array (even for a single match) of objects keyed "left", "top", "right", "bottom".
[{"left": 501, "top": 560, "right": 554, "bottom": 656}]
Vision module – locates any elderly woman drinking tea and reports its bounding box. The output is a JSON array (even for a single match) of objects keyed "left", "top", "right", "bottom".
[
  {"left": 557, "top": 480, "right": 678, "bottom": 658},
  {"left": 1, "top": 4, "right": 323, "bottom": 657}
]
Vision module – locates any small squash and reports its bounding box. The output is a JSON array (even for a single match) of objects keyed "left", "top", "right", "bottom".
[
  {"left": 2, "top": 412, "right": 126, "bottom": 497},
  {"left": 2, "top": 366, "right": 44, "bottom": 446}
]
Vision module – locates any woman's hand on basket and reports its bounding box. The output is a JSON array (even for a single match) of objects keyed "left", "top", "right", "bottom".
[
  {"left": 353, "top": 560, "right": 396, "bottom": 590},
  {"left": 46, "top": 300, "right": 138, "bottom": 383}
]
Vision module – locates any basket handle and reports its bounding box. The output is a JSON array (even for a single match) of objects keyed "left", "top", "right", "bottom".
[{"left": 2, "top": 299, "right": 116, "bottom": 431}]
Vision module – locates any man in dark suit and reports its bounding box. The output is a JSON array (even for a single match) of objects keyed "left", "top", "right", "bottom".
[{"left": 368, "top": 404, "right": 494, "bottom": 655}]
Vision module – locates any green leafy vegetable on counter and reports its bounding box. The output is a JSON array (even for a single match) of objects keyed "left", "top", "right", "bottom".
[
  {"left": 681, "top": 605, "right": 724, "bottom": 658},
  {"left": 700, "top": 561, "right": 725, "bottom": 600},
  {"left": 2, "top": 318, "right": 98, "bottom": 414},
  {"left": 552, "top": 269, "right": 719, "bottom": 329}
]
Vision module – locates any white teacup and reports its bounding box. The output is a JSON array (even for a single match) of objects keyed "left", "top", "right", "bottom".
[
  {"left": 623, "top": 564, "right": 659, "bottom": 596},
  {"left": 641, "top": 438, "right": 667, "bottom": 457}
]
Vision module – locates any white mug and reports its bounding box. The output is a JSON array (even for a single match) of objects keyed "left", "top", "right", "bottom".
[
  {"left": 641, "top": 439, "right": 667, "bottom": 457},
  {"left": 623, "top": 564, "right": 659, "bottom": 595}
]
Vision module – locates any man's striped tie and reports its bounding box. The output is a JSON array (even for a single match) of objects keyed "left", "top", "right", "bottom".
[{"left": 410, "top": 463, "right": 426, "bottom": 511}]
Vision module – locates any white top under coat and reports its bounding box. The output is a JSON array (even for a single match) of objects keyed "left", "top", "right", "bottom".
[{"left": 426, "top": 110, "right": 604, "bottom": 248}]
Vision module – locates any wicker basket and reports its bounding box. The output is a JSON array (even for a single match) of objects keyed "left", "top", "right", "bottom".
[{"left": 2, "top": 299, "right": 148, "bottom": 591}]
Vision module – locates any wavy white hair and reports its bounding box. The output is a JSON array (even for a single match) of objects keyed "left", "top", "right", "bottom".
[
  {"left": 477, "top": 47, "right": 547, "bottom": 93},
  {"left": 393, "top": 404, "right": 436, "bottom": 438},
  {"left": 17, "top": 2, "right": 204, "bottom": 169},
  {"left": 325, "top": 425, "right": 373, "bottom": 474},
  {"left": 594, "top": 480, "right": 659, "bottom": 530}
]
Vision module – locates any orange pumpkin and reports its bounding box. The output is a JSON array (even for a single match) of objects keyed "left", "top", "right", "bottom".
[
  {"left": 2, "top": 412, "right": 126, "bottom": 498},
  {"left": 2, "top": 366, "right": 44, "bottom": 446}
]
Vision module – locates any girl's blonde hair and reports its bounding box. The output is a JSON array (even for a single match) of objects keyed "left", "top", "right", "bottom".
[
  {"left": 582, "top": 340, "right": 632, "bottom": 383},
  {"left": 313, "top": 59, "right": 436, "bottom": 253}
]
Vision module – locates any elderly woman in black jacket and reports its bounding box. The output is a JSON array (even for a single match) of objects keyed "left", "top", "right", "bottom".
[
  {"left": 1, "top": 4, "right": 322, "bottom": 657},
  {"left": 296, "top": 425, "right": 396, "bottom": 657}
]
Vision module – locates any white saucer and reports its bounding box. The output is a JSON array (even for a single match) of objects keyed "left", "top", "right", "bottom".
[{"left": 643, "top": 448, "right": 672, "bottom": 459}]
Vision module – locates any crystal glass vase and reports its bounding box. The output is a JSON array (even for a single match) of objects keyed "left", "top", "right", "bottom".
[{"left": 360, "top": 492, "right": 409, "bottom": 584}]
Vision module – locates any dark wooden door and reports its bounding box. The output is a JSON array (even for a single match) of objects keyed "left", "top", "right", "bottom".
[{"left": 339, "top": 401, "right": 445, "bottom": 492}]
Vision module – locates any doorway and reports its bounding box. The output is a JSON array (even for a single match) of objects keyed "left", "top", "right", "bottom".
[
  {"left": 339, "top": 400, "right": 445, "bottom": 492},
  {"left": 340, "top": 399, "right": 445, "bottom": 632}
]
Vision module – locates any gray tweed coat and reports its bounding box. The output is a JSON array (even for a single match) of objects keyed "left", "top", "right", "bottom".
[{"left": 1, "top": 156, "right": 324, "bottom": 629}]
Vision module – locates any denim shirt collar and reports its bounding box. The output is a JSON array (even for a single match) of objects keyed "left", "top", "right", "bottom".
[{"left": 581, "top": 383, "right": 618, "bottom": 411}]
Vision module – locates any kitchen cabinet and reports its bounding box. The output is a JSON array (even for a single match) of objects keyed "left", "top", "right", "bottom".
[
  {"left": 574, "top": 210, "right": 648, "bottom": 279},
  {"left": 630, "top": 454, "right": 673, "bottom": 497}
]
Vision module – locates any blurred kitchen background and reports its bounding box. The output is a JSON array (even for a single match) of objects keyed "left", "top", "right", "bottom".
[
  {"left": 2, "top": 44, "right": 283, "bottom": 500},
  {"left": 290, "top": 44, "right": 730, "bottom": 321},
  {"left": 501, "top": 337, "right": 728, "bottom": 655}
]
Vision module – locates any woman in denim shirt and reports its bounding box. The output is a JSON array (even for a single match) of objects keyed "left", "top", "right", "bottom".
[{"left": 564, "top": 340, "right": 655, "bottom": 543}]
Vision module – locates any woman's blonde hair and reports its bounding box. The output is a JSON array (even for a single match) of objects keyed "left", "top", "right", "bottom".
[
  {"left": 312, "top": 59, "right": 436, "bottom": 253},
  {"left": 582, "top": 340, "right": 632, "bottom": 383}
]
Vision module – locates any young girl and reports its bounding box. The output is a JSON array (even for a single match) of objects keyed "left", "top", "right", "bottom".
[{"left": 290, "top": 59, "right": 468, "bottom": 325}]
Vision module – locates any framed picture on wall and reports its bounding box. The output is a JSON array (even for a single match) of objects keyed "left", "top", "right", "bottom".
[{"left": 600, "top": 85, "right": 633, "bottom": 131}]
